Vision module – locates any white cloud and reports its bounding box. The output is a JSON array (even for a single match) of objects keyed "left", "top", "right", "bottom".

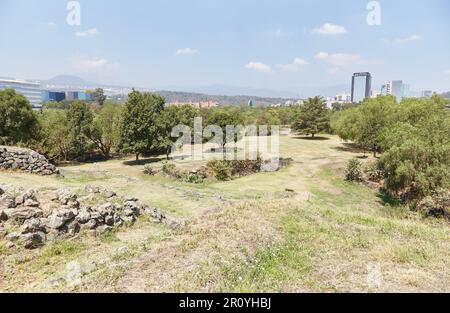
[
  {"left": 312, "top": 23, "right": 347, "bottom": 35},
  {"left": 245, "top": 61, "right": 272, "bottom": 73},
  {"left": 47, "top": 22, "right": 56, "bottom": 27},
  {"left": 71, "top": 56, "right": 119, "bottom": 71},
  {"left": 314, "top": 52, "right": 329, "bottom": 60},
  {"left": 444, "top": 69, "right": 450, "bottom": 75},
  {"left": 382, "top": 35, "right": 422, "bottom": 44},
  {"left": 314, "top": 52, "right": 382, "bottom": 73},
  {"left": 267, "top": 28, "right": 292, "bottom": 38},
  {"left": 277, "top": 58, "right": 308, "bottom": 72},
  {"left": 394, "top": 34, "right": 421, "bottom": 44},
  {"left": 75, "top": 28, "right": 99, "bottom": 37},
  {"left": 176, "top": 48, "right": 199, "bottom": 56}
]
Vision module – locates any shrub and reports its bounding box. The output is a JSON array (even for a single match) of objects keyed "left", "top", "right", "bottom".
[
  {"left": 181, "top": 172, "right": 204, "bottom": 184},
  {"left": 207, "top": 160, "right": 233, "bottom": 181},
  {"left": 143, "top": 164, "right": 158, "bottom": 176},
  {"left": 161, "top": 161, "right": 181, "bottom": 179},
  {"left": 231, "top": 159, "right": 262, "bottom": 176},
  {"left": 345, "top": 158, "right": 364, "bottom": 182},
  {"left": 364, "top": 161, "right": 385, "bottom": 182},
  {"left": 417, "top": 188, "right": 450, "bottom": 220}
]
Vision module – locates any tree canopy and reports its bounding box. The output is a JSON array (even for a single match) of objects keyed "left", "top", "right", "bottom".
[{"left": 292, "top": 96, "right": 330, "bottom": 138}]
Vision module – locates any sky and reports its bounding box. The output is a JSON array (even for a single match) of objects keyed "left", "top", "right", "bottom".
[{"left": 0, "top": 0, "right": 449, "bottom": 95}]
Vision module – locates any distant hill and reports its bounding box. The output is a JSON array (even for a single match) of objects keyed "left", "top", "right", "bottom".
[
  {"left": 441, "top": 92, "right": 450, "bottom": 99},
  {"left": 153, "top": 90, "right": 295, "bottom": 107},
  {"left": 43, "top": 75, "right": 96, "bottom": 87}
]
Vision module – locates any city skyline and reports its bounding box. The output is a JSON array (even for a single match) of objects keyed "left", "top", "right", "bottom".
[{"left": 0, "top": 0, "right": 449, "bottom": 95}]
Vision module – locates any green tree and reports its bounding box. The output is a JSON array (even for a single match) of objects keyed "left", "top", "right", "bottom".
[
  {"left": 354, "top": 96, "right": 398, "bottom": 157},
  {"left": 91, "top": 88, "right": 107, "bottom": 106},
  {"left": 34, "top": 110, "right": 71, "bottom": 161},
  {"left": 88, "top": 102, "right": 122, "bottom": 158},
  {"left": 378, "top": 97, "right": 450, "bottom": 202},
  {"left": 0, "top": 89, "right": 38, "bottom": 144},
  {"left": 292, "top": 96, "right": 330, "bottom": 138},
  {"left": 206, "top": 108, "right": 244, "bottom": 149},
  {"left": 120, "top": 90, "right": 165, "bottom": 160},
  {"left": 157, "top": 105, "right": 199, "bottom": 159},
  {"left": 66, "top": 101, "right": 94, "bottom": 159}
]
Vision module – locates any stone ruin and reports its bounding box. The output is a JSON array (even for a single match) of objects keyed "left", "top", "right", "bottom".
[
  {"left": 0, "top": 147, "right": 60, "bottom": 176},
  {"left": 0, "top": 184, "right": 179, "bottom": 249}
]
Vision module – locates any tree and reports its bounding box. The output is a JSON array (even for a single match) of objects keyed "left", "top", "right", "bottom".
[
  {"left": 120, "top": 90, "right": 165, "bottom": 160},
  {"left": 206, "top": 108, "right": 244, "bottom": 149},
  {"left": 91, "top": 88, "right": 107, "bottom": 106},
  {"left": 354, "top": 96, "right": 397, "bottom": 157},
  {"left": 292, "top": 96, "right": 330, "bottom": 138},
  {"left": 0, "top": 89, "right": 38, "bottom": 144},
  {"left": 66, "top": 101, "right": 94, "bottom": 159},
  {"left": 157, "top": 105, "right": 199, "bottom": 159},
  {"left": 34, "top": 110, "right": 71, "bottom": 161},
  {"left": 87, "top": 102, "right": 122, "bottom": 158},
  {"left": 378, "top": 97, "right": 450, "bottom": 202}
]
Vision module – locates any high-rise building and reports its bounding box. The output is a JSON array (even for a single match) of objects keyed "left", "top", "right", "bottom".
[
  {"left": 385, "top": 80, "right": 410, "bottom": 102},
  {"left": 351, "top": 72, "right": 372, "bottom": 103},
  {"left": 0, "top": 78, "right": 42, "bottom": 108}
]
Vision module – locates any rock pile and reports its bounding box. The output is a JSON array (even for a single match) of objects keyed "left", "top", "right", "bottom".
[
  {"left": 0, "top": 147, "right": 60, "bottom": 176},
  {"left": 0, "top": 184, "right": 173, "bottom": 249}
]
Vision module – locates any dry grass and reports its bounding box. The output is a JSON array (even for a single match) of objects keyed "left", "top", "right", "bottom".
[{"left": 0, "top": 134, "right": 448, "bottom": 292}]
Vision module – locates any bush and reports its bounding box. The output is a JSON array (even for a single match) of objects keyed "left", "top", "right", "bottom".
[
  {"left": 231, "top": 159, "right": 262, "bottom": 176},
  {"left": 181, "top": 172, "right": 205, "bottom": 184},
  {"left": 417, "top": 189, "right": 450, "bottom": 220},
  {"left": 143, "top": 164, "right": 158, "bottom": 176},
  {"left": 161, "top": 161, "right": 181, "bottom": 179},
  {"left": 364, "top": 161, "right": 385, "bottom": 182},
  {"left": 345, "top": 158, "right": 363, "bottom": 182},
  {"left": 207, "top": 160, "right": 234, "bottom": 181}
]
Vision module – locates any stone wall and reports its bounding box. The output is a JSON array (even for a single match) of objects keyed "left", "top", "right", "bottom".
[{"left": 0, "top": 147, "right": 60, "bottom": 176}]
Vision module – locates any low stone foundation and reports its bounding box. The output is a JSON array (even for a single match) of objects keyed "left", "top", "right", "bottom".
[{"left": 0, "top": 147, "right": 60, "bottom": 176}]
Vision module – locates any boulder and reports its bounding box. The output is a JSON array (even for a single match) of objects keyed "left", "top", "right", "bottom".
[
  {"left": 80, "top": 219, "right": 97, "bottom": 230},
  {"left": 76, "top": 209, "right": 92, "bottom": 224},
  {"left": 7, "top": 207, "right": 43, "bottom": 221},
  {"left": 21, "top": 232, "right": 45, "bottom": 249},
  {"left": 46, "top": 209, "right": 75, "bottom": 229},
  {"left": 21, "top": 218, "right": 45, "bottom": 234},
  {"left": 0, "top": 194, "right": 16, "bottom": 209}
]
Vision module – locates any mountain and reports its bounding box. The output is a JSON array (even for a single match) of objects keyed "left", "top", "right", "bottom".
[
  {"left": 158, "top": 84, "right": 350, "bottom": 99},
  {"left": 43, "top": 75, "right": 96, "bottom": 88}
]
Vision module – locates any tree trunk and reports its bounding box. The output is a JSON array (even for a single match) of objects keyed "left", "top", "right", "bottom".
[
  {"left": 166, "top": 147, "right": 170, "bottom": 160},
  {"left": 135, "top": 153, "right": 139, "bottom": 161},
  {"left": 312, "top": 133, "right": 315, "bottom": 138}
]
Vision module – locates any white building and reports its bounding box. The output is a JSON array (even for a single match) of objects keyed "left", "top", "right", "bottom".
[{"left": 0, "top": 78, "right": 42, "bottom": 108}]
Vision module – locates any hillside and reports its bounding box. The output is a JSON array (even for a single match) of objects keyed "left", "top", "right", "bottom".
[{"left": 1, "top": 135, "right": 448, "bottom": 292}]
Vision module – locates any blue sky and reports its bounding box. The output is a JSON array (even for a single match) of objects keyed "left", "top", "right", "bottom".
[{"left": 0, "top": 0, "right": 449, "bottom": 94}]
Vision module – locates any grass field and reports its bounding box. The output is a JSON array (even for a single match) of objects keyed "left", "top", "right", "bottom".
[{"left": 0, "top": 134, "right": 448, "bottom": 292}]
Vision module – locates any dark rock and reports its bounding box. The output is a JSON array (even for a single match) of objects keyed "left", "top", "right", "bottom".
[
  {"left": 21, "top": 232, "right": 45, "bottom": 249},
  {"left": 21, "top": 218, "right": 45, "bottom": 234}
]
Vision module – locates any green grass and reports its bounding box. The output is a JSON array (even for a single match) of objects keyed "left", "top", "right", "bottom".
[{"left": 1, "top": 135, "right": 449, "bottom": 292}]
